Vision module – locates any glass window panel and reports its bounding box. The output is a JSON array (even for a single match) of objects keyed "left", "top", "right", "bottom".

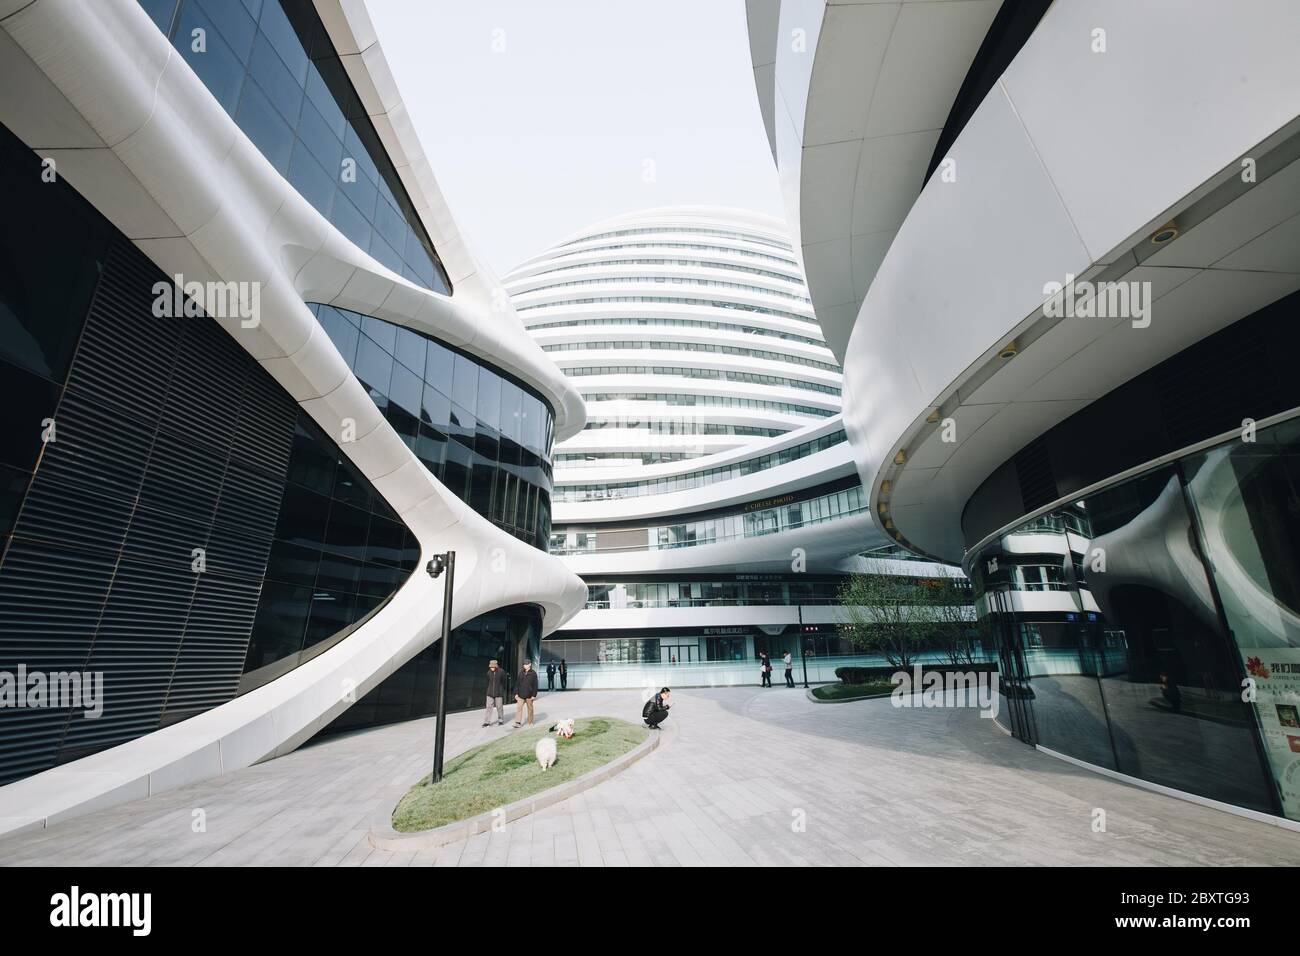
[
  {"left": 0, "top": 365, "right": 60, "bottom": 472},
  {"left": 367, "top": 231, "right": 405, "bottom": 275},
  {"left": 248, "top": 32, "right": 302, "bottom": 126},
  {"left": 394, "top": 325, "right": 426, "bottom": 377},
  {"left": 331, "top": 457, "right": 371, "bottom": 510},
  {"left": 235, "top": 78, "right": 293, "bottom": 173},
  {"left": 303, "top": 61, "right": 346, "bottom": 137},
  {"left": 303, "top": 588, "right": 357, "bottom": 648},
  {"left": 329, "top": 189, "right": 371, "bottom": 249},
  {"left": 421, "top": 383, "right": 451, "bottom": 428},
  {"left": 194, "top": 0, "right": 256, "bottom": 61},
  {"left": 316, "top": 305, "right": 358, "bottom": 365},
  {"left": 314, "top": 552, "right": 361, "bottom": 593},
  {"left": 285, "top": 420, "right": 336, "bottom": 495},
  {"left": 476, "top": 366, "right": 501, "bottom": 432},
  {"left": 296, "top": 96, "right": 344, "bottom": 175},
  {"left": 323, "top": 501, "right": 370, "bottom": 559},
  {"left": 361, "top": 314, "right": 397, "bottom": 354},
  {"left": 273, "top": 486, "right": 329, "bottom": 548},
  {"left": 176, "top": 4, "right": 245, "bottom": 114},
  {"left": 139, "top": 0, "right": 178, "bottom": 33},
  {"left": 256, "top": 0, "right": 309, "bottom": 84},
  {"left": 388, "top": 360, "right": 422, "bottom": 419},
  {"left": 353, "top": 334, "right": 392, "bottom": 395},
  {"left": 373, "top": 195, "right": 408, "bottom": 252},
  {"left": 500, "top": 380, "right": 523, "bottom": 443},
  {"left": 287, "top": 140, "right": 335, "bottom": 216},
  {"left": 451, "top": 353, "right": 478, "bottom": 411},
  {"left": 425, "top": 341, "right": 454, "bottom": 393},
  {"left": 264, "top": 539, "right": 320, "bottom": 587},
  {"left": 244, "top": 581, "right": 311, "bottom": 671},
  {"left": 416, "top": 421, "right": 447, "bottom": 476}
]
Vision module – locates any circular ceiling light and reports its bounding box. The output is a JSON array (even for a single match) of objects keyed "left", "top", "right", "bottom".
[{"left": 1150, "top": 219, "right": 1179, "bottom": 245}]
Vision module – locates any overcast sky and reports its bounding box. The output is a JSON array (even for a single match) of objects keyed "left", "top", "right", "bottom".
[{"left": 367, "top": 0, "right": 784, "bottom": 276}]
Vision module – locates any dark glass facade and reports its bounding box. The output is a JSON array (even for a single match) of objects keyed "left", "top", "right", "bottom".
[
  {"left": 322, "top": 603, "right": 543, "bottom": 734},
  {"left": 313, "top": 303, "right": 556, "bottom": 549},
  {"left": 971, "top": 416, "right": 1300, "bottom": 822},
  {"left": 238, "top": 415, "right": 420, "bottom": 691},
  {"left": 0, "top": 121, "right": 412, "bottom": 785},
  {"left": 139, "top": 0, "right": 451, "bottom": 293}
]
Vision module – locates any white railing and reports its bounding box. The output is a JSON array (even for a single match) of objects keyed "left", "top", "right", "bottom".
[{"left": 550, "top": 650, "right": 994, "bottom": 690}]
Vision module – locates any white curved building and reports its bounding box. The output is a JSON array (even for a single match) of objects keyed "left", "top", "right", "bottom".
[
  {"left": 0, "top": 0, "right": 584, "bottom": 835},
  {"left": 749, "top": 0, "right": 1300, "bottom": 825},
  {"left": 504, "top": 208, "right": 955, "bottom": 680}
]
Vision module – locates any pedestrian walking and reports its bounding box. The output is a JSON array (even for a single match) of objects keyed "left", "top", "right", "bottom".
[
  {"left": 482, "top": 658, "right": 506, "bottom": 726},
  {"left": 560, "top": 658, "right": 568, "bottom": 691},
  {"left": 513, "top": 659, "right": 539, "bottom": 727},
  {"left": 546, "top": 660, "right": 556, "bottom": 691},
  {"left": 760, "top": 652, "right": 772, "bottom": 687},
  {"left": 783, "top": 651, "right": 795, "bottom": 688}
]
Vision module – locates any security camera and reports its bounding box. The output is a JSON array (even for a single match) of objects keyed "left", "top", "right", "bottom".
[{"left": 426, "top": 554, "right": 446, "bottom": 578}]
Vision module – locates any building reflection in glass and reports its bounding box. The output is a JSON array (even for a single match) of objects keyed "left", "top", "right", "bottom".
[{"left": 970, "top": 422, "right": 1300, "bottom": 820}]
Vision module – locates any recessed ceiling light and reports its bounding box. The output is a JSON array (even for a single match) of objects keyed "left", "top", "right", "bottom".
[
  {"left": 998, "top": 342, "right": 1017, "bottom": 359},
  {"left": 1150, "top": 219, "right": 1178, "bottom": 244}
]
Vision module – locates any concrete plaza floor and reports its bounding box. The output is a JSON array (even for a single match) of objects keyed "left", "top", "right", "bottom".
[{"left": 3, "top": 685, "right": 1299, "bottom": 866}]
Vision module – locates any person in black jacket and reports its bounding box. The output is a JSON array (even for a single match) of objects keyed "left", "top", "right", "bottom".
[
  {"left": 642, "top": 687, "right": 671, "bottom": 729},
  {"left": 513, "top": 659, "right": 539, "bottom": 727},
  {"left": 546, "top": 660, "right": 556, "bottom": 691},
  {"left": 560, "top": 658, "right": 568, "bottom": 691},
  {"left": 482, "top": 659, "right": 507, "bottom": 726}
]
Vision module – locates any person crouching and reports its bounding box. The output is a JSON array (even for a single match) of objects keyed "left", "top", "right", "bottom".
[{"left": 642, "top": 687, "right": 671, "bottom": 730}]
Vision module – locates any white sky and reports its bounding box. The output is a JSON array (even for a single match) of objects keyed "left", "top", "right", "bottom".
[{"left": 367, "top": 0, "right": 784, "bottom": 276}]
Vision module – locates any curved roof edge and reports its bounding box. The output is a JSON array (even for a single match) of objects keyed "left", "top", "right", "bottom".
[{"left": 311, "top": 0, "right": 586, "bottom": 440}]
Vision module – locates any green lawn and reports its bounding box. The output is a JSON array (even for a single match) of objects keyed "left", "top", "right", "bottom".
[
  {"left": 392, "top": 716, "right": 648, "bottom": 832},
  {"left": 812, "top": 681, "right": 895, "bottom": 701}
]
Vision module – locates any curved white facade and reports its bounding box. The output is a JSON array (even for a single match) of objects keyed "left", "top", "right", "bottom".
[
  {"left": 0, "top": 0, "right": 585, "bottom": 834},
  {"left": 501, "top": 208, "right": 943, "bottom": 682},
  {"left": 744, "top": 0, "right": 999, "bottom": 363},
  {"left": 508, "top": 206, "right": 840, "bottom": 480},
  {"left": 753, "top": 0, "right": 1300, "bottom": 823},
  {"left": 505, "top": 206, "right": 882, "bottom": 572},
  {"left": 753, "top": 0, "right": 1300, "bottom": 564}
]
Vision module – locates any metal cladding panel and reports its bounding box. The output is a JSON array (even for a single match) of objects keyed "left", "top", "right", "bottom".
[{"left": 0, "top": 239, "right": 298, "bottom": 783}]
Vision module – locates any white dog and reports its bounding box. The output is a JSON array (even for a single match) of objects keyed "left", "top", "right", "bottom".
[
  {"left": 535, "top": 720, "right": 575, "bottom": 771},
  {"left": 534, "top": 736, "right": 557, "bottom": 771}
]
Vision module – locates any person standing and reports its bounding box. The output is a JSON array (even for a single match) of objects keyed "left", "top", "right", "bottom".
[
  {"left": 760, "top": 652, "right": 772, "bottom": 688},
  {"left": 546, "top": 660, "right": 556, "bottom": 691},
  {"left": 513, "top": 659, "right": 539, "bottom": 727},
  {"left": 783, "top": 651, "right": 795, "bottom": 688},
  {"left": 642, "top": 687, "right": 671, "bottom": 729},
  {"left": 560, "top": 658, "right": 568, "bottom": 691},
  {"left": 482, "top": 659, "right": 506, "bottom": 726}
]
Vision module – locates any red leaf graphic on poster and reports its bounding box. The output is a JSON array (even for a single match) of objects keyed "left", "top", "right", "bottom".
[{"left": 1246, "top": 656, "right": 1271, "bottom": 679}]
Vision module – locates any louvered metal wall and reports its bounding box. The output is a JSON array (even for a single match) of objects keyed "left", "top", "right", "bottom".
[{"left": 0, "top": 238, "right": 298, "bottom": 783}]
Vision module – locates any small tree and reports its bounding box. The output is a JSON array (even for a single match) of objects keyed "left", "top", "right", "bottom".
[
  {"left": 836, "top": 572, "right": 930, "bottom": 669},
  {"left": 917, "top": 568, "right": 979, "bottom": 665}
]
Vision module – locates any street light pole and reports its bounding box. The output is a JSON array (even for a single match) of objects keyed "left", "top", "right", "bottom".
[{"left": 426, "top": 550, "right": 456, "bottom": 785}]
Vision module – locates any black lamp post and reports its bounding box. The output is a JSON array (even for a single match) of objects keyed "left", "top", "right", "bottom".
[{"left": 426, "top": 550, "right": 456, "bottom": 785}]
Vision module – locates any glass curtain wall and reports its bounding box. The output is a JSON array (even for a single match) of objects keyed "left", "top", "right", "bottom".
[
  {"left": 138, "top": 0, "right": 451, "bottom": 292},
  {"left": 312, "top": 303, "right": 556, "bottom": 550},
  {"left": 971, "top": 417, "right": 1300, "bottom": 821}
]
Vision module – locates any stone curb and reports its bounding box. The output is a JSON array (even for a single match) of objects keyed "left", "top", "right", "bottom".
[{"left": 366, "top": 728, "right": 661, "bottom": 851}]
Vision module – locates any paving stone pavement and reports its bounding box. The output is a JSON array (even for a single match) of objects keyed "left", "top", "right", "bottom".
[{"left": 3, "top": 685, "right": 1299, "bottom": 866}]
